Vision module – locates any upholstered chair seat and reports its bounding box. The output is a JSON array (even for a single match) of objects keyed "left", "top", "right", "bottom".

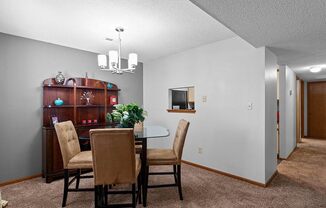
[
  {"left": 67, "top": 151, "right": 93, "bottom": 169},
  {"left": 147, "top": 149, "right": 178, "bottom": 165}
]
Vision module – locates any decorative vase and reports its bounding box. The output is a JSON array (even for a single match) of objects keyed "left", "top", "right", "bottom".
[
  {"left": 107, "top": 83, "right": 113, "bottom": 89},
  {"left": 55, "top": 71, "right": 65, "bottom": 85},
  {"left": 54, "top": 98, "right": 64, "bottom": 106}
]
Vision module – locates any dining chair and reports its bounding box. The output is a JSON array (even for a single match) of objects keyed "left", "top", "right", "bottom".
[
  {"left": 90, "top": 128, "right": 142, "bottom": 208},
  {"left": 54, "top": 121, "right": 93, "bottom": 207},
  {"left": 145, "top": 119, "right": 190, "bottom": 201},
  {"left": 134, "top": 122, "right": 143, "bottom": 154}
]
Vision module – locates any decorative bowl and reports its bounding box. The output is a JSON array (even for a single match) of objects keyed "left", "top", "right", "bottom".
[
  {"left": 54, "top": 98, "right": 64, "bottom": 106},
  {"left": 107, "top": 83, "right": 113, "bottom": 89}
]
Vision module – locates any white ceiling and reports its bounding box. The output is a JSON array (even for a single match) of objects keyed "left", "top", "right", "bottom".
[
  {"left": 190, "top": 0, "right": 326, "bottom": 81},
  {"left": 0, "top": 0, "right": 235, "bottom": 62}
]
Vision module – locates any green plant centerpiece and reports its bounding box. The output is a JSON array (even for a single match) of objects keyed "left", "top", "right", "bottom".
[{"left": 106, "top": 103, "right": 146, "bottom": 128}]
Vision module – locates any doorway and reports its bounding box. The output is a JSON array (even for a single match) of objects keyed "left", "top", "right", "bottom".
[{"left": 296, "top": 78, "right": 303, "bottom": 143}]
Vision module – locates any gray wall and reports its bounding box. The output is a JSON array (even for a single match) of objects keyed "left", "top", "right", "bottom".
[
  {"left": 0, "top": 33, "right": 143, "bottom": 182},
  {"left": 264, "top": 48, "right": 277, "bottom": 182},
  {"left": 279, "top": 65, "right": 296, "bottom": 159}
]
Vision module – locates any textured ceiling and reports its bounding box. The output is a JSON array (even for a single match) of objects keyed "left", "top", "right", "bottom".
[
  {"left": 0, "top": 0, "right": 235, "bottom": 62},
  {"left": 190, "top": 0, "right": 326, "bottom": 81}
]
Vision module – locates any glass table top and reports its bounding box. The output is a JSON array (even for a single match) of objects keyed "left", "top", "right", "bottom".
[
  {"left": 79, "top": 125, "right": 169, "bottom": 140},
  {"left": 134, "top": 125, "right": 170, "bottom": 139}
]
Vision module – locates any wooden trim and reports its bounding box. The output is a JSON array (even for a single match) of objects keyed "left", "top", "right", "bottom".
[
  {"left": 300, "top": 80, "right": 304, "bottom": 138},
  {"left": 0, "top": 173, "right": 42, "bottom": 187},
  {"left": 73, "top": 81, "right": 77, "bottom": 124},
  {"left": 307, "top": 82, "right": 310, "bottom": 137},
  {"left": 167, "top": 109, "right": 196, "bottom": 113},
  {"left": 296, "top": 79, "right": 301, "bottom": 143},
  {"left": 181, "top": 160, "right": 276, "bottom": 187}
]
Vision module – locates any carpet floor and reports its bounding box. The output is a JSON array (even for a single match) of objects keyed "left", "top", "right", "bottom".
[{"left": 1, "top": 138, "right": 325, "bottom": 208}]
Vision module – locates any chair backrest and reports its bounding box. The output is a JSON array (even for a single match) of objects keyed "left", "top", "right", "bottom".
[
  {"left": 134, "top": 122, "right": 143, "bottom": 132},
  {"left": 172, "top": 119, "right": 190, "bottom": 162},
  {"left": 54, "top": 121, "right": 81, "bottom": 169},
  {"left": 90, "top": 128, "right": 136, "bottom": 185}
]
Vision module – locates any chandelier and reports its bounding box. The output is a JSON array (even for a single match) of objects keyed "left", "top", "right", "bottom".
[{"left": 97, "top": 27, "right": 138, "bottom": 74}]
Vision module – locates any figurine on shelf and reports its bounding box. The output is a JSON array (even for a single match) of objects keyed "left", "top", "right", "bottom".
[
  {"left": 55, "top": 71, "right": 65, "bottom": 85},
  {"left": 80, "top": 91, "right": 94, "bottom": 105}
]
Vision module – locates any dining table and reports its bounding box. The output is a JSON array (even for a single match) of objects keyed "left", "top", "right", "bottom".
[
  {"left": 79, "top": 125, "right": 170, "bottom": 207},
  {"left": 134, "top": 125, "right": 170, "bottom": 206}
]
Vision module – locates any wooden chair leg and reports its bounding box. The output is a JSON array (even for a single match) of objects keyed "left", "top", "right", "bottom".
[
  {"left": 95, "top": 185, "right": 103, "bottom": 208},
  {"left": 62, "top": 169, "right": 69, "bottom": 207},
  {"left": 104, "top": 185, "right": 108, "bottom": 206},
  {"left": 137, "top": 174, "right": 142, "bottom": 204},
  {"left": 173, "top": 165, "right": 177, "bottom": 184},
  {"left": 177, "top": 165, "right": 183, "bottom": 200},
  {"left": 101, "top": 185, "right": 105, "bottom": 207},
  {"left": 75, "top": 169, "right": 81, "bottom": 189},
  {"left": 132, "top": 184, "right": 136, "bottom": 208},
  {"left": 143, "top": 166, "right": 149, "bottom": 206},
  {"left": 95, "top": 185, "right": 99, "bottom": 208}
]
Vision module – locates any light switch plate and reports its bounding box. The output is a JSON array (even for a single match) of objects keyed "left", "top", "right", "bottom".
[
  {"left": 247, "top": 102, "right": 253, "bottom": 110},
  {"left": 202, "top": 96, "right": 207, "bottom": 102}
]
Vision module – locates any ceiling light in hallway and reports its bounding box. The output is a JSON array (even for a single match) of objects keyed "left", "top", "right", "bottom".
[
  {"left": 309, "top": 65, "right": 326, "bottom": 73},
  {"left": 310, "top": 67, "right": 322, "bottom": 73}
]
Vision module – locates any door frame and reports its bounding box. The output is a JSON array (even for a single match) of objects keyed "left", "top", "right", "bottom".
[{"left": 296, "top": 78, "right": 302, "bottom": 143}]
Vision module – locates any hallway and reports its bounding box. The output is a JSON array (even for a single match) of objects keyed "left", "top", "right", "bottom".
[{"left": 277, "top": 138, "right": 326, "bottom": 195}]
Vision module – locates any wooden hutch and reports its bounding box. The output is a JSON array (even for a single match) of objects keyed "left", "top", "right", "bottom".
[{"left": 42, "top": 77, "right": 120, "bottom": 183}]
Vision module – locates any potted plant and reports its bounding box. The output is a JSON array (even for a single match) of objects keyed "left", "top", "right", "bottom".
[{"left": 106, "top": 103, "right": 146, "bottom": 128}]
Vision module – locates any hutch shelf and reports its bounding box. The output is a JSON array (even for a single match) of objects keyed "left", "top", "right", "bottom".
[{"left": 42, "top": 77, "right": 120, "bottom": 183}]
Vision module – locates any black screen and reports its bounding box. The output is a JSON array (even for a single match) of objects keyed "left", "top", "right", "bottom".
[{"left": 172, "top": 90, "right": 188, "bottom": 109}]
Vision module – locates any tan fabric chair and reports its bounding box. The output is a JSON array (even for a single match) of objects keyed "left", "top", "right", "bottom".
[
  {"left": 134, "top": 122, "right": 143, "bottom": 154},
  {"left": 90, "top": 128, "right": 141, "bottom": 208},
  {"left": 146, "top": 119, "right": 190, "bottom": 201},
  {"left": 134, "top": 122, "right": 143, "bottom": 132},
  {"left": 55, "top": 121, "right": 93, "bottom": 207}
]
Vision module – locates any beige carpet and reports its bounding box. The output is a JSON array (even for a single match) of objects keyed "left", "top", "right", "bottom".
[{"left": 1, "top": 138, "right": 325, "bottom": 208}]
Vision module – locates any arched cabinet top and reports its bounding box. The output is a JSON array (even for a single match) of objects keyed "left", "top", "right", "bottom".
[{"left": 42, "top": 77, "right": 119, "bottom": 91}]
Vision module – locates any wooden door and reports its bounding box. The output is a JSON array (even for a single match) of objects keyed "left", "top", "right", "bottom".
[{"left": 308, "top": 81, "right": 326, "bottom": 139}]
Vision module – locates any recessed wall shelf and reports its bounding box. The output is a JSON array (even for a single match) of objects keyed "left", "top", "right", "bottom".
[{"left": 167, "top": 109, "right": 196, "bottom": 113}]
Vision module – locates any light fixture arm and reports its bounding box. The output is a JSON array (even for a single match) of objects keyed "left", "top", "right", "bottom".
[{"left": 117, "top": 27, "right": 122, "bottom": 71}]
